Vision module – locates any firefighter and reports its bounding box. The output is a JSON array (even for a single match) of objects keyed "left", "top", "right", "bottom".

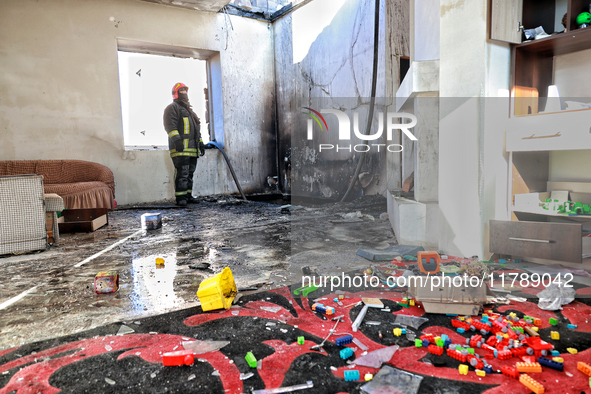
[{"left": 163, "top": 83, "right": 205, "bottom": 206}]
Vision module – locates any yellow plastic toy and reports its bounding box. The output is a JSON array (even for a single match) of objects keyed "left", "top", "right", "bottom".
[
  {"left": 551, "top": 331, "right": 560, "bottom": 340},
  {"left": 459, "top": 364, "right": 469, "bottom": 375},
  {"left": 197, "top": 267, "right": 237, "bottom": 311}
]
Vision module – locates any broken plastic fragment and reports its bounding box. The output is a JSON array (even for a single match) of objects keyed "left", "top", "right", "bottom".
[
  {"left": 117, "top": 325, "right": 135, "bottom": 335},
  {"left": 360, "top": 365, "right": 423, "bottom": 394},
  {"left": 252, "top": 380, "right": 313, "bottom": 394},
  {"left": 352, "top": 337, "right": 369, "bottom": 351},
  {"left": 182, "top": 340, "right": 230, "bottom": 354},
  {"left": 365, "top": 321, "right": 381, "bottom": 326},
  {"left": 354, "top": 345, "right": 400, "bottom": 368},
  {"left": 212, "top": 370, "right": 221, "bottom": 376},
  {"left": 150, "top": 372, "right": 157, "bottom": 378},
  {"left": 105, "top": 377, "right": 116, "bottom": 385},
  {"left": 260, "top": 306, "right": 282, "bottom": 313},
  {"left": 240, "top": 372, "right": 254, "bottom": 380},
  {"left": 105, "top": 345, "right": 112, "bottom": 351},
  {"left": 394, "top": 314, "right": 428, "bottom": 330},
  {"left": 188, "top": 374, "right": 196, "bottom": 381}
]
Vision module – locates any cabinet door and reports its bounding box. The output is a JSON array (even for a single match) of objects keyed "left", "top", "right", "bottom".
[{"left": 490, "top": 0, "right": 523, "bottom": 44}]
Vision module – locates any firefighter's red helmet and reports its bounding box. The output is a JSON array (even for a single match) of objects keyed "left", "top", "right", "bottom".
[{"left": 172, "top": 83, "right": 188, "bottom": 99}]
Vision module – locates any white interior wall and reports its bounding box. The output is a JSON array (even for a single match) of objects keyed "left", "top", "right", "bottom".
[
  {"left": 413, "top": 0, "right": 440, "bottom": 61},
  {"left": 0, "top": 0, "right": 275, "bottom": 205},
  {"left": 438, "top": 0, "right": 512, "bottom": 258}
]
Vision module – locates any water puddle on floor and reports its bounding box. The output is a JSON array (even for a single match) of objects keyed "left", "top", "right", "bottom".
[{"left": 129, "top": 253, "right": 198, "bottom": 314}]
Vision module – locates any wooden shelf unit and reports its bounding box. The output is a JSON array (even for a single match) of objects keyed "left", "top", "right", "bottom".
[{"left": 491, "top": 0, "right": 591, "bottom": 114}]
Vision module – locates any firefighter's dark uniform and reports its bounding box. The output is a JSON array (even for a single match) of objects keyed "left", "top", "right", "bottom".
[{"left": 163, "top": 100, "right": 203, "bottom": 203}]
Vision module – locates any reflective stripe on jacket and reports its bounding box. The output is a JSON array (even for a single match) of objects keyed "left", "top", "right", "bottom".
[{"left": 163, "top": 101, "right": 201, "bottom": 158}]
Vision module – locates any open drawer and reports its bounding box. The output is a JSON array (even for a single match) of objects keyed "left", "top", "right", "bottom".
[{"left": 490, "top": 220, "right": 582, "bottom": 264}]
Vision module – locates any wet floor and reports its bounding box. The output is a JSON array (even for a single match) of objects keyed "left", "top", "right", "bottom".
[{"left": 0, "top": 195, "right": 394, "bottom": 350}]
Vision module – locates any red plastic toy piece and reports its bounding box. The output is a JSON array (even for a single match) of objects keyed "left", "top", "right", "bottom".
[
  {"left": 420, "top": 334, "right": 436, "bottom": 344},
  {"left": 501, "top": 366, "right": 519, "bottom": 379},
  {"left": 497, "top": 350, "right": 512, "bottom": 360},
  {"left": 447, "top": 349, "right": 467, "bottom": 362},
  {"left": 428, "top": 344, "right": 444, "bottom": 356},
  {"left": 452, "top": 319, "right": 471, "bottom": 331},
  {"left": 162, "top": 349, "right": 194, "bottom": 366},
  {"left": 469, "top": 335, "right": 483, "bottom": 348},
  {"left": 466, "top": 354, "right": 484, "bottom": 370}
]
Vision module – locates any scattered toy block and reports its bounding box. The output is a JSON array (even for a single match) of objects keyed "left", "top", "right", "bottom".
[
  {"left": 245, "top": 352, "right": 257, "bottom": 368},
  {"left": 538, "top": 357, "right": 563, "bottom": 371},
  {"left": 567, "top": 348, "right": 578, "bottom": 354},
  {"left": 297, "top": 336, "right": 305, "bottom": 345},
  {"left": 501, "top": 366, "right": 519, "bottom": 379},
  {"left": 551, "top": 350, "right": 560, "bottom": 357},
  {"left": 335, "top": 335, "right": 353, "bottom": 346},
  {"left": 393, "top": 328, "right": 402, "bottom": 337},
  {"left": 162, "top": 349, "right": 194, "bottom": 366},
  {"left": 578, "top": 362, "right": 591, "bottom": 377},
  {"left": 340, "top": 348, "right": 354, "bottom": 359},
  {"left": 533, "top": 318, "right": 542, "bottom": 326},
  {"left": 476, "top": 370, "right": 486, "bottom": 377},
  {"left": 428, "top": 344, "right": 444, "bottom": 356},
  {"left": 364, "top": 373, "right": 373, "bottom": 381},
  {"left": 344, "top": 370, "right": 360, "bottom": 382},
  {"left": 516, "top": 362, "right": 542, "bottom": 373},
  {"left": 552, "top": 357, "right": 564, "bottom": 363},
  {"left": 415, "top": 339, "right": 422, "bottom": 348},
  {"left": 459, "top": 364, "right": 469, "bottom": 375},
  {"left": 567, "top": 323, "right": 577, "bottom": 329},
  {"left": 550, "top": 331, "right": 560, "bottom": 340},
  {"left": 549, "top": 318, "right": 558, "bottom": 325},
  {"left": 519, "top": 374, "right": 544, "bottom": 394},
  {"left": 409, "top": 299, "right": 415, "bottom": 306}
]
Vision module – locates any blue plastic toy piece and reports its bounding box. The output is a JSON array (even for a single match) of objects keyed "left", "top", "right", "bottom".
[
  {"left": 333, "top": 298, "right": 338, "bottom": 302},
  {"left": 335, "top": 335, "right": 353, "bottom": 346},
  {"left": 441, "top": 335, "right": 449, "bottom": 342},
  {"left": 344, "top": 370, "right": 360, "bottom": 382},
  {"left": 538, "top": 356, "right": 564, "bottom": 371},
  {"left": 444, "top": 338, "right": 452, "bottom": 348},
  {"left": 483, "top": 365, "right": 493, "bottom": 374},
  {"left": 422, "top": 339, "right": 430, "bottom": 347},
  {"left": 340, "top": 347, "right": 354, "bottom": 359},
  {"left": 567, "top": 324, "right": 578, "bottom": 329},
  {"left": 457, "top": 328, "right": 465, "bottom": 334},
  {"left": 551, "top": 350, "right": 560, "bottom": 357},
  {"left": 498, "top": 259, "right": 507, "bottom": 264},
  {"left": 401, "top": 328, "right": 407, "bottom": 335},
  {"left": 481, "top": 316, "right": 489, "bottom": 323}
]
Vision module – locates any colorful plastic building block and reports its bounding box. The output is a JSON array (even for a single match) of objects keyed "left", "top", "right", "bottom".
[
  {"left": 311, "top": 303, "right": 334, "bottom": 315},
  {"left": 516, "top": 362, "right": 542, "bottom": 373},
  {"left": 245, "top": 352, "right": 257, "bottom": 368},
  {"left": 538, "top": 357, "right": 563, "bottom": 371},
  {"left": 409, "top": 299, "right": 415, "bottom": 306},
  {"left": 567, "top": 347, "right": 578, "bottom": 354},
  {"left": 393, "top": 328, "right": 402, "bottom": 337},
  {"left": 466, "top": 354, "right": 484, "bottom": 370},
  {"left": 415, "top": 338, "right": 422, "bottom": 347},
  {"left": 293, "top": 284, "right": 318, "bottom": 297},
  {"left": 459, "top": 364, "right": 469, "bottom": 375},
  {"left": 457, "top": 328, "right": 466, "bottom": 334},
  {"left": 447, "top": 349, "right": 467, "bottom": 362},
  {"left": 476, "top": 370, "right": 486, "bottom": 377},
  {"left": 519, "top": 374, "right": 545, "bottom": 394},
  {"left": 340, "top": 347, "right": 354, "bottom": 359},
  {"left": 483, "top": 365, "right": 493, "bottom": 374},
  {"left": 550, "top": 331, "right": 560, "bottom": 340},
  {"left": 297, "top": 336, "right": 305, "bottom": 345},
  {"left": 162, "top": 349, "right": 194, "bottom": 366},
  {"left": 501, "top": 366, "right": 519, "bottom": 379},
  {"left": 335, "top": 335, "right": 353, "bottom": 346},
  {"left": 549, "top": 318, "right": 558, "bottom": 325},
  {"left": 578, "top": 362, "right": 591, "bottom": 376},
  {"left": 567, "top": 324, "right": 577, "bottom": 329},
  {"left": 364, "top": 373, "right": 373, "bottom": 381},
  {"left": 428, "top": 344, "right": 444, "bottom": 356},
  {"left": 344, "top": 370, "right": 359, "bottom": 382}
]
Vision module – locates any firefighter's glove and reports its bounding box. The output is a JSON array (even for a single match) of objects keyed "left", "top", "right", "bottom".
[{"left": 174, "top": 139, "right": 184, "bottom": 153}]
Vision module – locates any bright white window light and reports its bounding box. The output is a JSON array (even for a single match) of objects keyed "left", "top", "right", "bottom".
[
  {"left": 117, "top": 51, "right": 208, "bottom": 148},
  {"left": 292, "top": 0, "right": 347, "bottom": 64}
]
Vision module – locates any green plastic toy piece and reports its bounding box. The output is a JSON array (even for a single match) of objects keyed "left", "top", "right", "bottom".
[
  {"left": 549, "top": 318, "right": 558, "bottom": 325},
  {"left": 403, "top": 255, "right": 417, "bottom": 261},
  {"left": 467, "top": 348, "right": 475, "bottom": 355},
  {"left": 245, "top": 351, "right": 257, "bottom": 368},
  {"left": 293, "top": 284, "right": 319, "bottom": 297},
  {"left": 297, "top": 336, "right": 305, "bottom": 345},
  {"left": 415, "top": 338, "right": 422, "bottom": 347},
  {"left": 436, "top": 339, "right": 444, "bottom": 347}
]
